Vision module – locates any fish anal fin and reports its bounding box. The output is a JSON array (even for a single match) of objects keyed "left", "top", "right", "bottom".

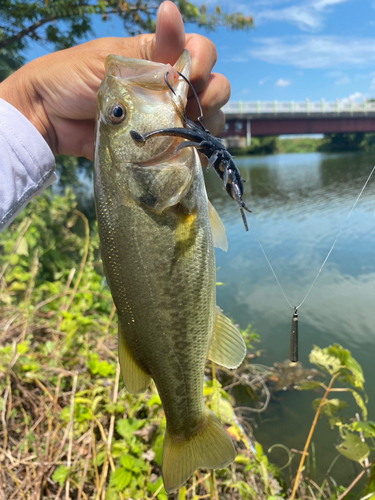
[
  {"left": 208, "top": 307, "right": 246, "bottom": 369},
  {"left": 118, "top": 326, "right": 151, "bottom": 394},
  {"left": 162, "top": 410, "right": 235, "bottom": 493},
  {"left": 208, "top": 201, "right": 228, "bottom": 252}
]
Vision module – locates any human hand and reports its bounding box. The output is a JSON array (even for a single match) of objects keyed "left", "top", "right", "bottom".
[{"left": 0, "top": 1, "right": 230, "bottom": 161}]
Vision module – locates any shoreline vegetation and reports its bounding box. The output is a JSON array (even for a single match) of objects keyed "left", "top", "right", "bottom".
[
  {"left": 228, "top": 132, "right": 375, "bottom": 156},
  {"left": 1, "top": 191, "right": 375, "bottom": 499}
]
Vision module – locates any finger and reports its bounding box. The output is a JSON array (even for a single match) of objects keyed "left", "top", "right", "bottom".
[
  {"left": 186, "top": 73, "right": 230, "bottom": 121},
  {"left": 184, "top": 34, "right": 217, "bottom": 93},
  {"left": 201, "top": 110, "right": 226, "bottom": 136},
  {"left": 140, "top": 1, "right": 185, "bottom": 64}
]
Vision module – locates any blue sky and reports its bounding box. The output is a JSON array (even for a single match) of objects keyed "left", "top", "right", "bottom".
[
  {"left": 24, "top": 0, "right": 375, "bottom": 104},
  {"left": 194, "top": 0, "right": 375, "bottom": 103}
]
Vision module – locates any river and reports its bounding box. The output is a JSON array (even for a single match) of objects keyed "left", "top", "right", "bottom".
[{"left": 205, "top": 151, "right": 375, "bottom": 487}]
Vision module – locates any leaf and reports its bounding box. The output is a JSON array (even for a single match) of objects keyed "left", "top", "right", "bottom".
[
  {"left": 295, "top": 380, "right": 322, "bottom": 391},
  {"left": 349, "top": 389, "right": 368, "bottom": 421},
  {"left": 178, "top": 486, "right": 187, "bottom": 500},
  {"left": 227, "top": 425, "right": 242, "bottom": 442},
  {"left": 336, "top": 432, "right": 370, "bottom": 466},
  {"left": 120, "top": 454, "right": 134, "bottom": 470},
  {"left": 116, "top": 418, "right": 144, "bottom": 441},
  {"left": 109, "top": 468, "right": 132, "bottom": 491},
  {"left": 104, "top": 487, "right": 119, "bottom": 500},
  {"left": 234, "top": 454, "right": 251, "bottom": 465},
  {"left": 16, "top": 237, "right": 28, "bottom": 256},
  {"left": 147, "top": 394, "right": 161, "bottom": 408},
  {"left": 52, "top": 465, "right": 70, "bottom": 486},
  {"left": 9, "top": 254, "right": 19, "bottom": 265},
  {"left": 351, "top": 420, "right": 375, "bottom": 437},
  {"left": 96, "top": 451, "right": 106, "bottom": 467},
  {"left": 310, "top": 344, "right": 365, "bottom": 392},
  {"left": 147, "top": 477, "right": 165, "bottom": 494},
  {"left": 312, "top": 398, "right": 348, "bottom": 415},
  {"left": 309, "top": 345, "right": 343, "bottom": 376},
  {"left": 152, "top": 433, "right": 164, "bottom": 466},
  {"left": 218, "top": 398, "right": 235, "bottom": 424}
]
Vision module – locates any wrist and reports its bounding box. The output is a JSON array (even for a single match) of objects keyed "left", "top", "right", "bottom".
[{"left": 0, "top": 65, "right": 56, "bottom": 153}]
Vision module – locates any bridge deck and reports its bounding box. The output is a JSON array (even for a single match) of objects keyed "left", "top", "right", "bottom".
[{"left": 220, "top": 101, "right": 375, "bottom": 139}]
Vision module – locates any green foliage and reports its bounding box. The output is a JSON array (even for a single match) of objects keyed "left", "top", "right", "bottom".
[
  {"left": 318, "top": 132, "right": 375, "bottom": 152},
  {"left": 277, "top": 136, "right": 325, "bottom": 154},
  {"left": 0, "top": 190, "right": 280, "bottom": 499},
  {"left": 229, "top": 133, "right": 375, "bottom": 156},
  {"left": 52, "top": 465, "right": 70, "bottom": 486},
  {"left": 310, "top": 344, "right": 365, "bottom": 389},
  {"left": 229, "top": 136, "right": 279, "bottom": 156},
  {"left": 0, "top": 0, "right": 253, "bottom": 80},
  {"left": 291, "top": 343, "right": 375, "bottom": 499}
]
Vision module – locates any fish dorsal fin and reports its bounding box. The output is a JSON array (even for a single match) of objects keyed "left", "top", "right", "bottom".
[
  {"left": 208, "top": 201, "right": 228, "bottom": 252},
  {"left": 118, "top": 325, "right": 151, "bottom": 394},
  {"left": 208, "top": 307, "right": 246, "bottom": 369}
]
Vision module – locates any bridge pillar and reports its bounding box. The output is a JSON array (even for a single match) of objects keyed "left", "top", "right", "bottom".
[{"left": 246, "top": 119, "right": 251, "bottom": 146}]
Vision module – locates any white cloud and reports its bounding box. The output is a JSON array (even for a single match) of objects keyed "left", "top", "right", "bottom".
[
  {"left": 241, "top": 88, "right": 249, "bottom": 94},
  {"left": 248, "top": 36, "right": 375, "bottom": 69},
  {"left": 312, "top": 0, "right": 350, "bottom": 10},
  {"left": 335, "top": 75, "right": 350, "bottom": 85},
  {"left": 275, "top": 78, "right": 291, "bottom": 87},
  {"left": 252, "top": 0, "right": 352, "bottom": 31},
  {"left": 259, "top": 77, "right": 269, "bottom": 85},
  {"left": 257, "top": 6, "right": 321, "bottom": 31},
  {"left": 340, "top": 92, "right": 365, "bottom": 105}
]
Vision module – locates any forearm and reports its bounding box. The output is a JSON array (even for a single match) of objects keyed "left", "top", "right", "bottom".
[{"left": 0, "top": 98, "right": 56, "bottom": 232}]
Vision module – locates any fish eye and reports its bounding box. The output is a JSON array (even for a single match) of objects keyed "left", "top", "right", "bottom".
[{"left": 108, "top": 103, "right": 126, "bottom": 124}]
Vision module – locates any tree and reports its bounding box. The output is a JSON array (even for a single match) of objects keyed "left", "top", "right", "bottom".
[{"left": 0, "top": 0, "right": 253, "bottom": 80}]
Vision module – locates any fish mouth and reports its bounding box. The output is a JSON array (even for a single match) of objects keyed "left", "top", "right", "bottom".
[
  {"left": 130, "top": 132, "right": 189, "bottom": 169},
  {"left": 105, "top": 50, "right": 190, "bottom": 93}
]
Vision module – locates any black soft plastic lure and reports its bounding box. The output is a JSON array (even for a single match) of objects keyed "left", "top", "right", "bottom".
[{"left": 130, "top": 70, "right": 250, "bottom": 231}]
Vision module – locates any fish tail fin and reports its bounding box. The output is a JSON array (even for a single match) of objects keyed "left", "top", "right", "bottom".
[{"left": 162, "top": 410, "right": 235, "bottom": 493}]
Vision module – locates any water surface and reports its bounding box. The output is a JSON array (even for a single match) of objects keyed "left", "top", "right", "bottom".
[{"left": 205, "top": 152, "right": 375, "bottom": 485}]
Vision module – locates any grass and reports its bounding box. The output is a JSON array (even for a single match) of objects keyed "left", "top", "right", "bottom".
[{"left": 0, "top": 191, "right": 283, "bottom": 500}]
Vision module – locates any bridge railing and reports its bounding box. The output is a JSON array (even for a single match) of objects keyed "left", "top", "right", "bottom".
[{"left": 223, "top": 100, "right": 375, "bottom": 115}]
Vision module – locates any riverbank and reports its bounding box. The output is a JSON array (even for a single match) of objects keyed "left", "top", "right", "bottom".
[{"left": 229, "top": 132, "right": 375, "bottom": 156}]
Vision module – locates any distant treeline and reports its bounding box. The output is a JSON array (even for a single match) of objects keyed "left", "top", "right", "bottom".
[{"left": 229, "top": 132, "right": 375, "bottom": 156}]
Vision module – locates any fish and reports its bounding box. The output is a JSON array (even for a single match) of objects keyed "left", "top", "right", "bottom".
[{"left": 94, "top": 50, "right": 246, "bottom": 493}]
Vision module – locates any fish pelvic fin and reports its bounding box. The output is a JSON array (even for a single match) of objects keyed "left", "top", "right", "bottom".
[
  {"left": 207, "top": 307, "right": 246, "bottom": 369},
  {"left": 208, "top": 201, "right": 228, "bottom": 252},
  {"left": 162, "top": 410, "right": 235, "bottom": 493},
  {"left": 118, "top": 324, "right": 151, "bottom": 394}
]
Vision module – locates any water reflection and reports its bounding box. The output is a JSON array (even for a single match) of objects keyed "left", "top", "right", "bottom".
[
  {"left": 205, "top": 152, "right": 375, "bottom": 221},
  {"left": 206, "top": 151, "right": 375, "bottom": 486}
]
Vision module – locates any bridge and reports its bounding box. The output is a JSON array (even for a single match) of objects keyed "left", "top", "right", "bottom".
[{"left": 219, "top": 100, "right": 375, "bottom": 147}]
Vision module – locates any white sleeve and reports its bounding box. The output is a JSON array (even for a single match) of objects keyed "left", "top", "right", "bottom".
[{"left": 0, "top": 98, "right": 57, "bottom": 232}]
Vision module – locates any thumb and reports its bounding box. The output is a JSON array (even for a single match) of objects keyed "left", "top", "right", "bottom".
[{"left": 143, "top": 1, "right": 186, "bottom": 64}]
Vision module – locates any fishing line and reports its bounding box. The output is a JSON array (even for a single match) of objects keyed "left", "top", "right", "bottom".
[{"left": 247, "top": 165, "right": 375, "bottom": 362}]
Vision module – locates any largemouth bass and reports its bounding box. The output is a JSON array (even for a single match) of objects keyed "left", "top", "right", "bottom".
[{"left": 94, "top": 50, "right": 246, "bottom": 493}]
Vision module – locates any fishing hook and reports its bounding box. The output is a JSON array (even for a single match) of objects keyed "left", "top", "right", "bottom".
[{"left": 132, "top": 71, "right": 251, "bottom": 231}]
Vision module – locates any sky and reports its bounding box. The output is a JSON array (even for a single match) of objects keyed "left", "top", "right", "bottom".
[{"left": 24, "top": 0, "right": 375, "bottom": 105}]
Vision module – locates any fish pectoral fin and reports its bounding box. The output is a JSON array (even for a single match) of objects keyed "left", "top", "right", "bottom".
[
  {"left": 118, "top": 327, "right": 151, "bottom": 394},
  {"left": 162, "top": 410, "right": 235, "bottom": 493},
  {"left": 208, "top": 201, "right": 228, "bottom": 252},
  {"left": 207, "top": 307, "right": 246, "bottom": 369}
]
